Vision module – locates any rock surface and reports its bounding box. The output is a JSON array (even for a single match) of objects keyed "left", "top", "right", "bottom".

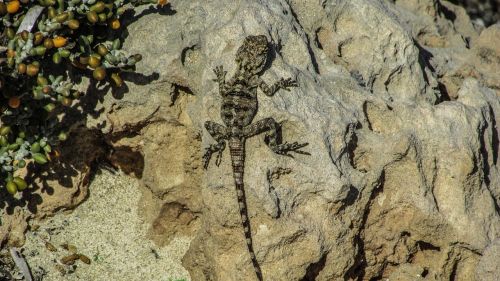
[
  {"left": 449, "top": 0, "right": 500, "bottom": 26},
  {"left": 0, "top": 126, "right": 107, "bottom": 247},
  {"left": 113, "top": 0, "right": 500, "bottom": 280},
  {"left": 21, "top": 169, "right": 191, "bottom": 281},
  {"left": 476, "top": 238, "right": 500, "bottom": 281},
  {"left": 2, "top": 0, "right": 500, "bottom": 280}
]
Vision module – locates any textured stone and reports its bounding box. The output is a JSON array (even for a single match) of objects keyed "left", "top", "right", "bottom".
[
  {"left": 476, "top": 238, "right": 500, "bottom": 281},
  {"left": 106, "top": 0, "right": 500, "bottom": 280},
  {"left": 2, "top": 0, "right": 499, "bottom": 280},
  {"left": 448, "top": 0, "right": 500, "bottom": 26},
  {"left": 0, "top": 126, "right": 106, "bottom": 247}
]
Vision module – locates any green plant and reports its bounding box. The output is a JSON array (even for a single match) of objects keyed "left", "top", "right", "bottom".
[{"left": 0, "top": 0, "right": 165, "bottom": 195}]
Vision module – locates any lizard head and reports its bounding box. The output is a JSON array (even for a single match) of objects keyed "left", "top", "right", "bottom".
[{"left": 235, "top": 35, "right": 269, "bottom": 75}]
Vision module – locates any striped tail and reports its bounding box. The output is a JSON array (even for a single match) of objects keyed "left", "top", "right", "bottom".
[{"left": 229, "top": 137, "right": 263, "bottom": 281}]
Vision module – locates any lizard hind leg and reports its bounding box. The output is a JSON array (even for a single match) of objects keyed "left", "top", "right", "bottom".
[
  {"left": 243, "top": 117, "right": 309, "bottom": 157},
  {"left": 203, "top": 121, "right": 228, "bottom": 169}
]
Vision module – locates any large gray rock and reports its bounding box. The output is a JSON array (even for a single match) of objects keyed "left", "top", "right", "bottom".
[
  {"left": 476, "top": 238, "right": 500, "bottom": 281},
  {"left": 78, "top": 0, "right": 500, "bottom": 280}
]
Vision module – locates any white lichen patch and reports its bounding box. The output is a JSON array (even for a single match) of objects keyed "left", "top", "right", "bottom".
[{"left": 23, "top": 169, "right": 191, "bottom": 281}]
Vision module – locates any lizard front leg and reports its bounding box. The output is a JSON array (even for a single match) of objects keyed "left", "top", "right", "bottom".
[
  {"left": 243, "top": 117, "right": 308, "bottom": 156},
  {"left": 256, "top": 77, "right": 298, "bottom": 96},
  {"left": 213, "top": 65, "right": 228, "bottom": 95},
  {"left": 203, "top": 121, "right": 228, "bottom": 169}
]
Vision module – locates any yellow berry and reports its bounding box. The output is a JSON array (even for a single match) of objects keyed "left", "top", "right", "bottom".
[
  {"left": 13, "top": 177, "right": 27, "bottom": 191},
  {"left": 93, "top": 67, "right": 106, "bottom": 81},
  {"left": 6, "top": 181, "right": 18, "bottom": 195}
]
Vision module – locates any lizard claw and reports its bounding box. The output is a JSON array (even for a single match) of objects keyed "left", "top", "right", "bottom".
[
  {"left": 202, "top": 142, "right": 226, "bottom": 169},
  {"left": 202, "top": 157, "right": 210, "bottom": 169},
  {"left": 202, "top": 150, "right": 212, "bottom": 170},
  {"left": 273, "top": 141, "right": 309, "bottom": 156},
  {"left": 279, "top": 78, "right": 298, "bottom": 90},
  {"left": 215, "top": 148, "right": 223, "bottom": 167},
  {"left": 213, "top": 65, "right": 226, "bottom": 80}
]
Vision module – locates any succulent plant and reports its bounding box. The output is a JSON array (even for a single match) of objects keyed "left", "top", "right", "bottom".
[{"left": 0, "top": 0, "right": 166, "bottom": 195}]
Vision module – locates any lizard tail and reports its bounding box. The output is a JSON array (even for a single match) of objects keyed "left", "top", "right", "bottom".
[{"left": 229, "top": 138, "right": 263, "bottom": 281}]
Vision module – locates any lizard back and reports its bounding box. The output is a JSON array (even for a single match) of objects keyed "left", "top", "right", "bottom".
[
  {"left": 221, "top": 84, "right": 258, "bottom": 131},
  {"left": 203, "top": 35, "right": 306, "bottom": 281}
]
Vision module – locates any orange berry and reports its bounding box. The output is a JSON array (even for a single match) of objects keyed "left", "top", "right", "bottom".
[
  {"left": 8, "top": 96, "right": 21, "bottom": 108},
  {"left": 110, "top": 72, "right": 123, "bottom": 87},
  {"left": 67, "top": 19, "right": 80, "bottom": 30},
  {"left": 7, "top": 49, "right": 15, "bottom": 58},
  {"left": 92, "top": 67, "right": 106, "bottom": 81},
  {"left": 61, "top": 97, "right": 72, "bottom": 106},
  {"left": 88, "top": 55, "right": 101, "bottom": 68},
  {"left": 43, "top": 38, "right": 54, "bottom": 49},
  {"left": 26, "top": 64, "right": 39, "bottom": 76},
  {"left": 157, "top": 0, "right": 168, "bottom": 7},
  {"left": 42, "top": 86, "right": 52, "bottom": 94},
  {"left": 110, "top": 19, "right": 120, "bottom": 30},
  {"left": 17, "top": 63, "right": 26, "bottom": 74},
  {"left": 34, "top": 32, "right": 44, "bottom": 45},
  {"left": 52, "top": 36, "right": 67, "bottom": 48},
  {"left": 51, "top": 149, "right": 61, "bottom": 159},
  {"left": 6, "top": 0, "right": 20, "bottom": 14}
]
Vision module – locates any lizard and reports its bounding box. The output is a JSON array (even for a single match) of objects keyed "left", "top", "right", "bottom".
[{"left": 202, "top": 35, "right": 308, "bottom": 281}]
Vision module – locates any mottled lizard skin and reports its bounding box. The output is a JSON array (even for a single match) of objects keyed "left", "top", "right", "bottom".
[{"left": 203, "top": 35, "right": 308, "bottom": 281}]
